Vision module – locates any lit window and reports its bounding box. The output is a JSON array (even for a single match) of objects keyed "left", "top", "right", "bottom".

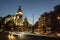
[
  {"left": 42, "top": 24, "right": 44, "bottom": 26},
  {"left": 14, "top": 17, "right": 16, "bottom": 19},
  {"left": 17, "top": 16, "right": 19, "bottom": 19}
]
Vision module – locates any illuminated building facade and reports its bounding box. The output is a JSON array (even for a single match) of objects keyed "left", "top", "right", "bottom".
[
  {"left": 4, "top": 6, "right": 24, "bottom": 29},
  {"left": 3, "top": 6, "right": 31, "bottom": 31}
]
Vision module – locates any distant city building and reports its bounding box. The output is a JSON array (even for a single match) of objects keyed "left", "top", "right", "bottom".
[
  {"left": 4, "top": 6, "right": 24, "bottom": 27},
  {"left": 1, "top": 6, "right": 32, "bottom": 31},
  {"left": 39, "top": 12, "right": 51, "bottom": 33},
  {"left": 51, "top": 4, "right": 60, "bottom": 33},
  {"left": 34, "top": 4, "right": 60, "bottom": 34},
  {"left": 40, "top": 4, "right": 60, "bottom": 33}
]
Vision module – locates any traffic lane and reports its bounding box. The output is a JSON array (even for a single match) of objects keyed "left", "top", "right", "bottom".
[
  {"left": 0, "top": 32, "right": 18, "bottom": 40},
  {"left": 0, "top": 31, "right": 60, "bottom": 40},
  {"left": 0, "top": 31, "right": 9, "bottom": 40},
  {"left": 19, "top": 35, "right": 60, "bottom": 40}
]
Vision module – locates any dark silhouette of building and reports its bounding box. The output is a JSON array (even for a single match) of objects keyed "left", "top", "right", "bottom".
[
  {"left": 34, "top": 4, "right": 60, "bottom": 34},
  {"left": 51, "top": 4, "right": 60, "bottom": 33}
]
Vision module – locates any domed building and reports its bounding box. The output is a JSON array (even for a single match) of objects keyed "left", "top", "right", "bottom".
[
  {"left": 5, "top": 6, "right": 23, "bottom": 26},
  {"left": 4, "top": 6, "right": 24, "bottom": 31}
]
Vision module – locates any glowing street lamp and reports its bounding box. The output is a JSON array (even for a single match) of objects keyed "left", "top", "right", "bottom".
[{"left": 57, "top": 16, "right": 60, "bottom": 20}]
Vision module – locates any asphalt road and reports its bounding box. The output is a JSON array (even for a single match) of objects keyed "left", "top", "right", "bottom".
[{"left": 0, "top": 31, "right": 60, "bottom": 40}]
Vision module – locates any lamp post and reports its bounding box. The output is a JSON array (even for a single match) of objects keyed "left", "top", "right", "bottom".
[{"left": 57, "top": 16, "right": 60, "bottom": 23}]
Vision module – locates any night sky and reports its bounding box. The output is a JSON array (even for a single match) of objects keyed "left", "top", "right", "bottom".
[{"left": 0, "top": 0, "right": 60, "bottom": 24}]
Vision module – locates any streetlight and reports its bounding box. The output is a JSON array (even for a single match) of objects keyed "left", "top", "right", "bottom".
[{"left": 57, "top": 16, "right": 60, "bottom": 20}]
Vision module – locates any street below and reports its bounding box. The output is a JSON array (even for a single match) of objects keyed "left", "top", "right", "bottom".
[{"left": 0, "top": 31, "right": 60, "bottom": 40}]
